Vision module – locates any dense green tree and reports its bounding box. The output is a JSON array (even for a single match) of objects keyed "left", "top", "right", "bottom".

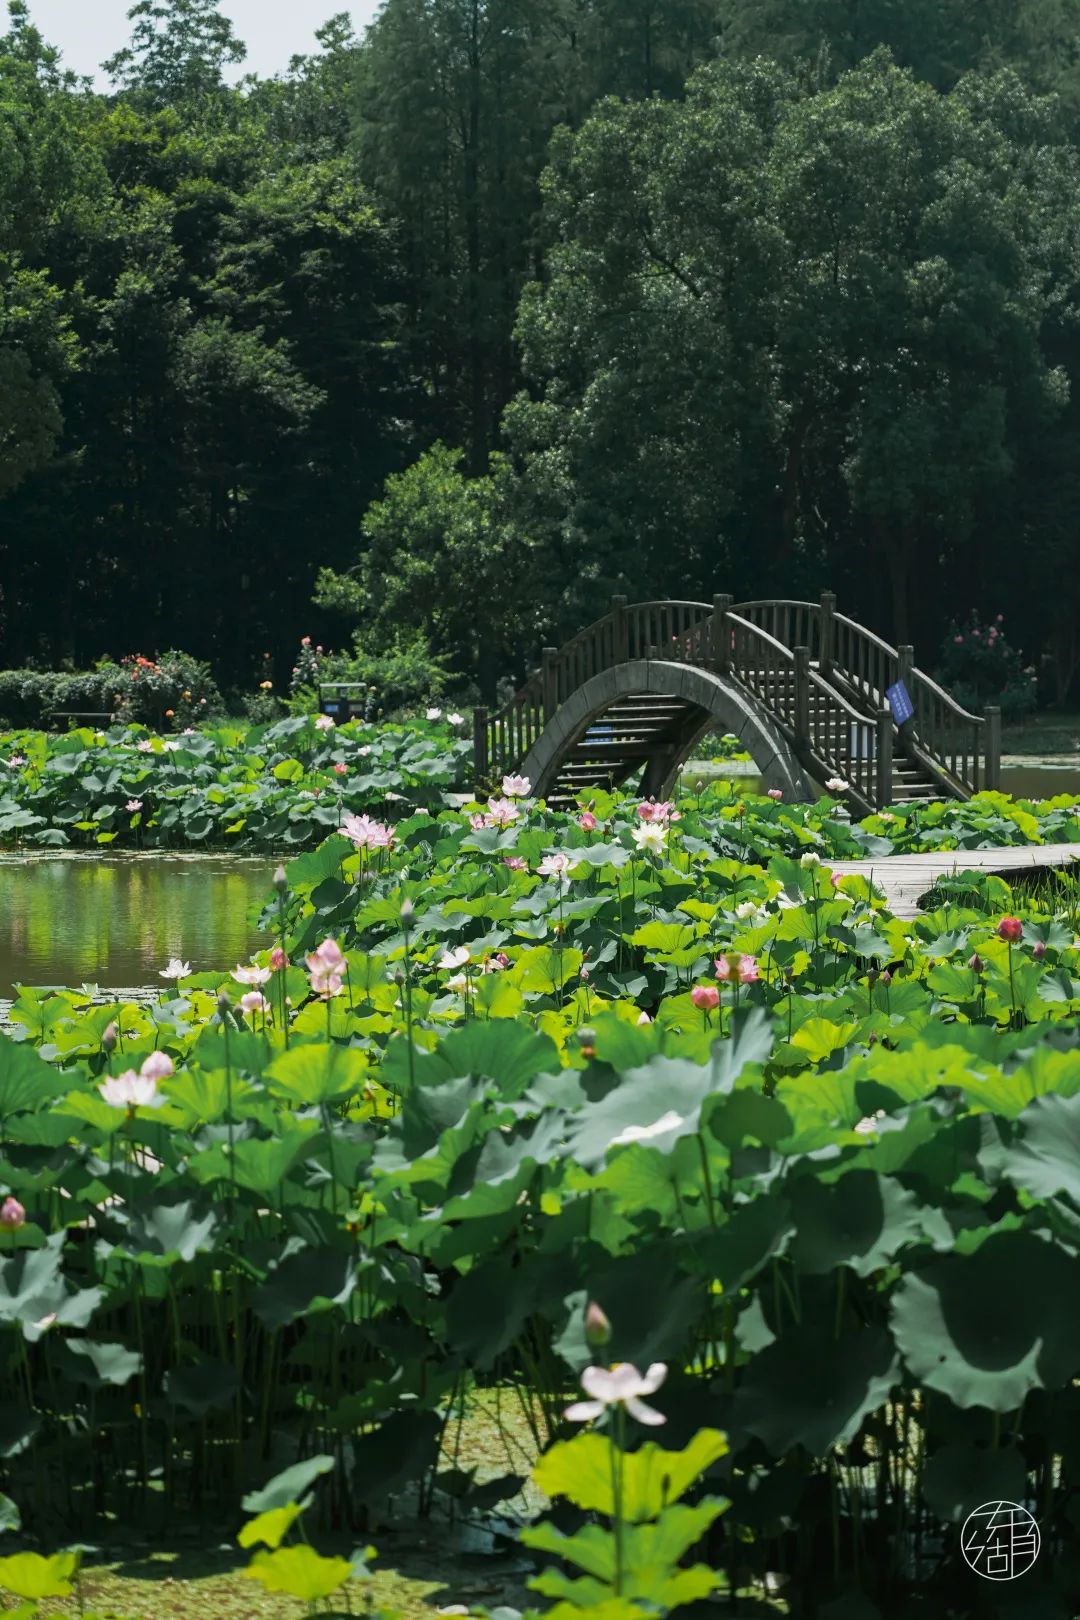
[
  {"left": 502, "top": 55, "right": 1074, "bottom": 646},
  {"left": 103, "top": 0, "right": 246, "bottom": 106}
]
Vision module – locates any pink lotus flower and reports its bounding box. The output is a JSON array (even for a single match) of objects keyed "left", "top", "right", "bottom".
[
  {"left": 504, "top": 856, "right": 527, "bottom": 871},
  {"left": 637, "top": 800, "right": 676, "bottom": 823},
  {"left": 565, "top": 1361, "right": 667, "bottom": 1426},
  {"left": 486, "top": 797, "right": 520, "bottom": 826},
  {"left": 100, "top": 1071, "right": 164, "bottom": 1111},
  {"left": 338, "top": 813, "right": 393, "bottom": 850},
  {"left": 997, "top": 916, "right": 1023, "bottom": 943},
  {"left": 714, "top": 955, "right": 732, "bottom": 981},
  {"left": 139, "top": 1051, "right": 174, "bottom": 1082},
  {"left": 270, "top": 947, "right": 288, "bottom": 971},
  {"left": 137, "top": 740, "right": 154, "bottom": 753},
  {"left": 233, "top": 963, "right": 272, "bottom": 986},
  {"left": 469, "top": 812, "right": 486, "bottom": 830},
  {"left": 691, "top": 985, "right": 720, "bottom": 1011},
  {"left": 481, "top": 952, "right": 510, "bottom": 973},
  {"left": 315, "top": 714, "right": 334, "bottom": 731},
  {"left": 309, "top": 938, "right": 344, "bottom": 970},
  {"left": 538, "top": 852, "right": 571, "bottom": 878},
  {"left": 6, "top": 756, "right": 24, "bottom": 768},
  {"left": 954, "top": 635, "right": 963, "bottom": 644},
  {"left": 126, "top": 799, "right": 143, "bottom": 812},
  {"left": 240, "top": 990, "right": 270, "bottom": 1016},
  {"left": 738, "top": 956, "right": 760, "bottom": 985},
  {"left": 333, "top": 762, "right": 347, "bottom": 775},
  {"left": 767, "top": 789, "right": 783, "bottom": 801},
  {"left": 307, "top": 963, "right": 343, "bottom": 999},
  {"left": 502, "top": 774, "right": 531, "bottom": 798},
  {"left": 0, "top": 1196, "right": 25, "bottom": 1230},
  {"left": 578, "top": 810, "right": 598, "bottom": 831}
]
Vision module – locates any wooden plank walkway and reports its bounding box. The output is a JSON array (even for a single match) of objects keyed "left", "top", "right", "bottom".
[{"left": 829, "top": 842, "right": 1080, "bottom": 918}]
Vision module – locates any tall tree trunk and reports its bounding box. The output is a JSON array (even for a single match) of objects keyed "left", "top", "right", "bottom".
[{"left": 464, "top": 0, "right": 486, "bottom": 473}]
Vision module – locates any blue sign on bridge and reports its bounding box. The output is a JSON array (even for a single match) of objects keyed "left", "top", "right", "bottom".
[{"left": 886, "top": 681, "right": 915, "bottom": 726}]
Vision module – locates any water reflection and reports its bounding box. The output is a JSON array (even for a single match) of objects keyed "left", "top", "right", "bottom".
[{"left": 0, "top": 855, "right": 273, "bottom": 996}]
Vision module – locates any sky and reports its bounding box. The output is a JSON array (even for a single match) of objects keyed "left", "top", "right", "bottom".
[{"left": 26, "top": 0, "right": 383, "bottom": 84}]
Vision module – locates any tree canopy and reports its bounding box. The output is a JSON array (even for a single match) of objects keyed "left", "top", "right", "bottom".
[{"left": 3, "top": 0, "right": 1080, "bottom": 699}]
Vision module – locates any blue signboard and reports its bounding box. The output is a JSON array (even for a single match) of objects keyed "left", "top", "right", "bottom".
[{"left": 886, "top": 680, "right": 914, "bottom": 726}]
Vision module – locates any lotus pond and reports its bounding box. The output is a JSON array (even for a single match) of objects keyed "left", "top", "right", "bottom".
[{"left": 3, "top": 777, "right": 1080, "bottom": 1617}]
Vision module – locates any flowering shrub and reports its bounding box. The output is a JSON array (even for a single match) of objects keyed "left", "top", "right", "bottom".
[
  {"left": 288, "top": 634, "right": 322, "bottom": 697},
  {"left": 936, "top": 610, "right": 1036, "bottom": 719}
]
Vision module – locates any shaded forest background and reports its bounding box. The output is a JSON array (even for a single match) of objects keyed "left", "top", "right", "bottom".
[{"left": 3, "top": 0, "right": 1080, "bottom": 704}]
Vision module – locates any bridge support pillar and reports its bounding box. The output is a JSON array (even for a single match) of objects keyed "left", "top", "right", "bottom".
[
  {"left": 820, "top": 591, "right": 837, "bottom": 675},
  {"left": 876, "top": 712, "right": 893, "bottom": 807},
  {"left": 474, "top": 707, "right": 489, "bottom": 787},
  {"left": 611, "top": 595, "right": 628, "bottom": 664},
  {"left": 793, "top": 646, "right": 810, "bottom": 743},
  {"left": 985, "top": 705, "right": 1001, "bottom": 791},
  {"left": 542, "top": 648, "right": 559, "bottom": 722},
  {"left": 711, "top": 594, "right": 733, "bottom": 673}
]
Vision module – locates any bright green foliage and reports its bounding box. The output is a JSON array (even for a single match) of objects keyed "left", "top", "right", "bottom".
[
  {"left": 0, "top": 782, "right": 1079, "bottom": 1608},
  {"left": 524, "top": 1427, "right": 729, "bottom": 1616}
]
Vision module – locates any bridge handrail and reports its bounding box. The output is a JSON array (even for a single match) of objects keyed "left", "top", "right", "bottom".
[
  {"left": 805, "top": 667, "right": 885, "bottom": 810},
  {"left": 475, "top": 591, "right": 996, "bottom": 802}
]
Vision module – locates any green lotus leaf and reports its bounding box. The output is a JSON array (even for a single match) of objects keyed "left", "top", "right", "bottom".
[
  {"left": 732, "top": 1324, "right": 899, "bottom": 1456},
  {"left": 534, "top": 1429, "right": 728, "bottom": 1521},
  {"left": 0, "top": 1549, "right": 80, "bottom": 1600},
  {"left": 891, "top": 1232, "right": 1080, "bottom": 1410},
  {"left": 252, "top": 1245, "right": 357, "bottom": 1330},
  {"left": 921, "top": 1442, "right": 1026, "bottom": 1523},
  {"left": 163, "top": 1359, "right": 239, "bottom": 1417},
  {"left": 788, "top": 1172, "right": 926, "bottom": 1277},
  {"left": 0, "top": 1037, "right": 72, "bottom": 1116},
  {"left": 243, "top": 1545, "right": 351, "bottom": 1600},
  {"left": 242, "top": 1454, "right": 335, "bottom": 1513},
  {"left": 265, "top": 1042, "right": 370, "bottom": 1105},
  {"left": 57, "top": 1338, "right": 142, "bottom": 1388}
]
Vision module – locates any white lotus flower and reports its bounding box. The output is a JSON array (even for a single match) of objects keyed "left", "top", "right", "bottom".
[
  {"left": 446, "top": 973, "right": 470, "bottom": 994},
  {"left": 139, "top": 1051, "right": 174, "bottom": 1082},
  {"left": 825, "top": 777, "right": 850, "bottom": 794},
  {"left": 502, "top": 774, "right": 531, "bottom": 798},
  {"left": 100, "top": 1071, "right": 164, "bottom": 1111},
  {"left": 447, "top": 712, "right": 464, "bottom": 725},
  {"left": 631, "top": 822, "right": 667, "bottom": 855},
  {"left": 608, "top": 1109, "right": 685, "bottom": 1148},
  {"left": 565, "top": 1361, "right": 668, "bottom": 1426},
  {"left": 159, "top": 958, "right": 191, "bottom": 980},
  {"left": 427, "top": 707, "right": 442, "bottom": 720},
  {"left": 735, "top": 901, "right": 758, "bottom": 920},
  {"left": 538, "top": 852, "right": 571, "bottom": 878},
  {"left": 800, "top": 852, "right": 821, "bottom": 869},
  {"left": 439, "top": 945, "right": 471, "bottom": 970},
  {"left": 233, "top": 963, "right": 272, "bottom": 986}
]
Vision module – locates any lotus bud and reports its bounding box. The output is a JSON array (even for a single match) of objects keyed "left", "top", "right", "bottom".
[
  {"left": 585, "top": 1300, "right": 612, "bottom": 1348},
  {"left": 400, "top": 897, "right": 415, "bottom": 923},
  {"left": 270, "top": 946, "right": 287, "bottom": 971},
  {"left": 0, "top": 1196, "right": 25, "bottom": 1230},
  {"left": 1033, "top": 940, "right": 1047, "bottom": 960},
  {"left": 393, "top": 968, "right": 405, "bottom": 985},
  {"left": 880, "top": 970, "right": 892, "bottom": 987},
  {"left": 217, "top": 990, "right": 231, "bottom": 1015},
  {"left": 577, "top": 1026, "right": 597, "bottom": 1059},
  {"left": 102, "top": 1021, "right": 118, "bottom": 1054},
  {"left": 273, "top": 865, "right": 288, "bottom": 891},
  {"left": 636, "top": 1010, "right": 651, "bottom": 1025},
  {"left": 967, "top": 952, "right": 984, "bottom": 973}
]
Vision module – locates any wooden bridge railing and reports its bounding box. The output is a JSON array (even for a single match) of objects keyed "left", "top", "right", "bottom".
[{"left": 474, "top": 592, "right": 999, "bottom": 804}]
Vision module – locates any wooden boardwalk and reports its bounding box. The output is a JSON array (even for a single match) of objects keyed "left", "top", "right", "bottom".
[{"left": 829, "top": 842, "right": 1080, "bottom": 918}]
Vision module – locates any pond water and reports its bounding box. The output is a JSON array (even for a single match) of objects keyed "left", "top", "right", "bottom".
[{"left": 0, "top": 854, "right": 273, "bottom": 998}]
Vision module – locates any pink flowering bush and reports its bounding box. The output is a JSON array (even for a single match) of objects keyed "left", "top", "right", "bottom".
[{"left": 936, "top": 612, "right": 1036, "bottom": 719}]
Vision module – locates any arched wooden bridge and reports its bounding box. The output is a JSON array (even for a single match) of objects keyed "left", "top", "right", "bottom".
[{"left": 473, "top": 594, "right": 1002, "bottom": 815}]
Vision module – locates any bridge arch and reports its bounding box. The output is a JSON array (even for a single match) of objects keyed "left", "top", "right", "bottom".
[{"left": 519, "top": 658, "right": 813, "bottom": 805}]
